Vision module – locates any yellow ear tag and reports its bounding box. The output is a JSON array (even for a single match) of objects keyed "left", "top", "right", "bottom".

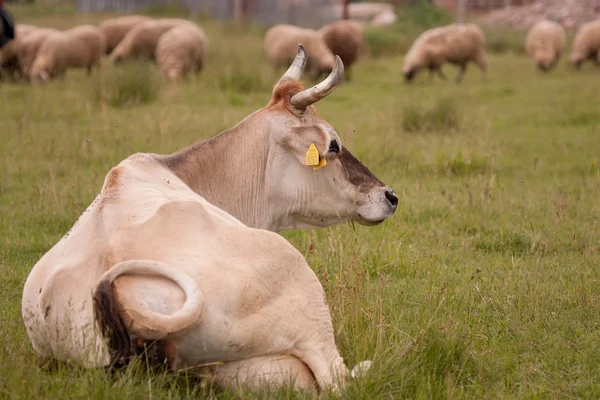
[
  {"left": 305, "top": 144, "right": 320, "bottom": 166},
  {"left": 313, "top": 156, "right": 327, "bottom": 170}
]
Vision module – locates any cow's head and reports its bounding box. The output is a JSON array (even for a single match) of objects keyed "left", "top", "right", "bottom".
[{"left": 261, "top": 45, "right": 398, "bottom": 230}]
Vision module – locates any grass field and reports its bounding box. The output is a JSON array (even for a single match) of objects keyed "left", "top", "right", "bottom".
[{"left": 1, "top": 4, "right": 600, "bottom": 399}]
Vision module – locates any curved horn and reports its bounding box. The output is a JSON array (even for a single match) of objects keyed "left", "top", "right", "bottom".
[
  {"left": 276, "top": 44, "right": 307, "bottom": 87},
  {"left": 290, "top": 55, "right": 344, "bottom": 109}
]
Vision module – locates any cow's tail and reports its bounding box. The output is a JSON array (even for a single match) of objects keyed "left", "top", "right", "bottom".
[{"left": 93, "top": 259, "right": 204, "bottom": 367}]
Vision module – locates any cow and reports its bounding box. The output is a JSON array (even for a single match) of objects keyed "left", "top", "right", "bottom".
[
  {"left": 22, "top": 47, "right": 392, "bottom": 392},
  {"left": 158, "top": 48, "right": 397, "bottom": 232}
]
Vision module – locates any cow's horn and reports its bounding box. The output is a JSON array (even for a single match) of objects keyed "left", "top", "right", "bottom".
[
  {"left": 276, "top": 44, "right": 307, "bottom": 87},
  {"left": 290, "top": 56, "right": 344, "bottom": 109}
]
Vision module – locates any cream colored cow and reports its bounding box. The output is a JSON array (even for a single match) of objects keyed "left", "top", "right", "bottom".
[{"left": 22, "top": 47, "right": 386, "bottom": 392}]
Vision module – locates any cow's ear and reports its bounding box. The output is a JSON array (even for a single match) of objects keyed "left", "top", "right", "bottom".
[{"left": 282, "top": 125, "right": 342, "bottom": 167}]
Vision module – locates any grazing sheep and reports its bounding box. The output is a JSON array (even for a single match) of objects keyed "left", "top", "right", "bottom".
[
  {"left": 0, "top": 24, "right": 37, "bottom": 81},
  {"left": 16, "top": 27, "right": 60, "bottom": 79},
  {"left": 99, "top": 15, "right": 151, "bottom": 55},
  {"left": 525, "top": 20, "right": 566, "bottom": 72},
  {"left": 264, "top": 24, "right": 335, "bottom": 80},
  {"left": 30, "top": 25, "right": 105, "bottom": 82},
  {"left": 155, "top": 23, "right": 207, "bottom": 80},
  {"left": 569, "top": 19, "right": 600, "bottom": 69},
  {"left": 319, "top": 20, "right": 368, "bottom": 80},
  {"left": 370, "top": 10, "right": 397, "bottom": 28},
  {"left": 340, "top": 2, "right": 394, "bottom": 24},
  {"left": 403, "top": 23, "right": 487, "bottom": 83},
  {"left": 109, "top": 18, "right": 192, "bottom": 63}
]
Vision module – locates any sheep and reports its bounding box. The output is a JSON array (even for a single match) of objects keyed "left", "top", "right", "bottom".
[
  {"left": 319, "top": 19, "right": 368, "bottom": 81},
  {"left": 569, "top": 19, "right": 600, "bottom": 70},
  {"left": 403, "top": 23, "right": 487, "bottom": 83},
  {"left": 109, "top": 18, "right": 192, "bottom": 63},
  {"left": 525, "top": 20, "right": 566, "bottom": 72},
  {"left": 339, "top": 2, "right": 394, "bottom": 24},
  {"left": 99, "top": 15, "right": 152, "bottom": 55},
  {"left": 0, "top": 24, "right": 38, "bottom": 81},
  {"left": 29, "top": 25, "right": 105, "bottom": 83},
  {"left": 155, "top": 22, "right": 208, "bottom": 80},
  {"left": 16, "top": 27, "right": 60, "bottom": 79},
  {"left": 370, "top": 10, "right": 397, "bottom": 28},
  {"left": 264, "top": 24, "right": 335, "bottom": 81}
]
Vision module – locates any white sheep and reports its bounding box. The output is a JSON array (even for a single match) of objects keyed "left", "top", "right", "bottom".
[
  {"left": 569, "top": 19, "right": 600, "bottom": 69},
  {"left": 403, "top": 23, "right": 487, "bottom": 83},
  {"left": 109, "top": 18, "right": 192, "bottom": 63},
  {"left": 319, "top": 19, "right": 368, "bottom": 81},
  {"left": 155, "top": 22, "right": 208, "bottom": 80},
  {"left": 370, "top": 10, "right": 397, "bottom": 28},
  {"left": 0, "top": 24, "right": 38, "bottom": 81},
  {"left": 264, "top": 24, "right": 335, "bottom": 81},
  {"left": 99, "top": 15, "right": 151, "bottom": 55},
  {"left": 30, "top": 25, "right": 105, "bottom": 82},
  {"left": 16, "top": 27, "right": 60, "bottom": 79},
  {"left": 525, "top": 20, "right": 566, "bottom": 71}
]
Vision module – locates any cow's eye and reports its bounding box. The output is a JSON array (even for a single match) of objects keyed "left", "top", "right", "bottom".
[{"left": 328, "top": 140, "right": 340, "bottom": 154}]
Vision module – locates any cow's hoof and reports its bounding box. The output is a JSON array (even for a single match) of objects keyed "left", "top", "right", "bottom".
[{"left": 350, "top": 360, "right": 372, "bottom": 378}]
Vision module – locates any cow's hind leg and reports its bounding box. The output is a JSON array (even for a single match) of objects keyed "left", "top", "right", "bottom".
[
  {"left": 292, "top": 346, "right": 350, "bottom": 392},
  {"left": 211, "top": 356, "right": 317, "bottom": 392},
  {"left": 93, "top": 260, "right": 204, "bottom": 367}
]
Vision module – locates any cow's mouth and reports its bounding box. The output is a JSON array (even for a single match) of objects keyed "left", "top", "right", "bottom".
[{"left": 357, "top": 213, "right": 386, "bottom": 226}]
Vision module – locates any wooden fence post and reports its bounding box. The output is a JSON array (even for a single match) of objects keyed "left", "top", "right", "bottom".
[
  {"left": 456, "top": 0, "right": 466, "bottom": 23},
  {"left": 342, "top": 0, "right": 349, "bottom": 20}
]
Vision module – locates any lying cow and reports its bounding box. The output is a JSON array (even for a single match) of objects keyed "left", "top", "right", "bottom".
[{"left": 22, "top": 47, "right": 389, "bottom": 392}]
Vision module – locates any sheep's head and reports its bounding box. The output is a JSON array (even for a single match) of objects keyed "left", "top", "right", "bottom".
[
  {"left": 403, "top": 67, "right": 420, "bottom": 83},
  {"left": 30, "top": 56, "right": 52, "bottom": 83},
  {"left": 534, "top": 50, "right": 555, "bottom": 72},
  {"left": 109, "top": 50, "right": 125, "bottom": 65},
  {"left": 569, "top": 51, "right": 585, "bottom": 70},
  {"left": 166, "top": 67, "right": 182, "bottom": 81}
]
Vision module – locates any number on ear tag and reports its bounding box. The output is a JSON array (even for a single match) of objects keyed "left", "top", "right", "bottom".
[{"left": 305, "top": 144, "right": 320, "bottom": 166}]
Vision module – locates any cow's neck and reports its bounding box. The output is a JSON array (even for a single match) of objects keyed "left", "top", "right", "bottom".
[{"left": 161, "top": 115, "right": 276, "bottom": 231}]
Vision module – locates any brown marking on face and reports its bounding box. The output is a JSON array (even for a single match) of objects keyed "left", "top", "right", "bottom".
[{"left": 338, "top": 148, "right": 385, "bottom": 193}]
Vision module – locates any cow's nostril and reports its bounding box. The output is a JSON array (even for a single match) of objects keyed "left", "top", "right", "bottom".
[{"left": 385, "top": 189, "right": 398, "bottom": 208}]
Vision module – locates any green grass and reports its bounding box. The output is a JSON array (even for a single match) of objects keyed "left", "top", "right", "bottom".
[
  {"left": 2, "top": 5, "right": 600, "bottom": 400},
  {"left": 94, "top": 60, "right": 162, "bottom": 108},
  {"left": 402, "top": 96, "right": 460, "bottom": 133}
]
